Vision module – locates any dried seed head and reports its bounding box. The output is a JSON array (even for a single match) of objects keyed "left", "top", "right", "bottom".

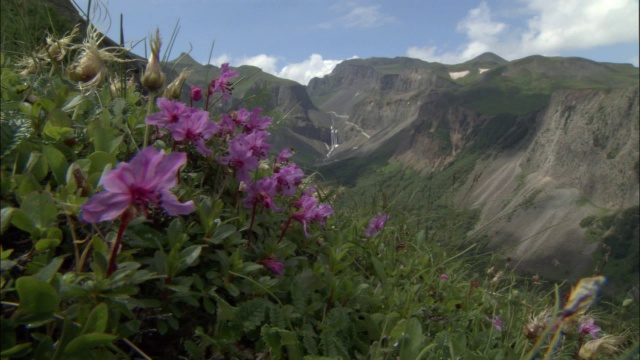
[
  {"left": 45, "top": 26, "right": 79, "bottom": 62},
  {"left": 578, "top": 335, "right": 624, "bottom": 360},
  {"left": 67, "top": 24, "right": 127, "bottom": 90},
  {"left": 141, "top": 29, "right": 165, "bottom": 92}
]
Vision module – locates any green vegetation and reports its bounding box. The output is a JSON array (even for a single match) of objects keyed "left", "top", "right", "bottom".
[{"left": 0, "top": 4, "right": 638, "bottom": 359}]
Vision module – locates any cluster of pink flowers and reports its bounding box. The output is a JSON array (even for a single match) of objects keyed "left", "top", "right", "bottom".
[{"left": 80, "top": 63, "right": 334, "bottom": 276}]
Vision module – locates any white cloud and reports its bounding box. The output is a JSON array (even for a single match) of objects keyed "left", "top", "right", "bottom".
[
  {"left": 213, "top": 53, "right": 350, "bottom": 85},
  {"left": 208, "top": 53, "right": 231, "bottom": 66},
  {"left": 407, "top": 0, "right": 639, "bottom": 64},
  {"left": 237, "top": 54, "right": 279, "bottom": 74},
  {"left": 320, "top": 3, "right": 395, "bottom": 29},
  {"left": 278, "top": 54, "right": 346, "bottom": 85}
]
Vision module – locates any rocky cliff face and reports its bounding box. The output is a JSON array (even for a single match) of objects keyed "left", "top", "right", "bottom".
[{"left": 460, "top": 86, "right": 639, "bottom": 280}]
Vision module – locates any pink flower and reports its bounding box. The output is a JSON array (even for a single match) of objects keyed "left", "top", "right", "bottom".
[
  {"left": 276, "top": 148, "right": 293, "bottom": 164},
  {"left": 260, "top": 258, "right": 284, "bottom": 276},
  {"left": 242, "top": 108, "right": 272, "bottom": 133},
  {"left": 273, "top": 163, "right": 304, "bottom": 196},
  {"left": 236, "top": 130, "right": 271, "bottom": 160},
  {"left": 81, "top": 147, "right": 195, "bottom": 223},
  {"left": 291, "top": 191, "right": 334, "bottom": 237},
  {"left": 145, "top": 97, "right": 191, "bottom": 129},
  {"left": 190, "top": 86, "right": 203, "bottom": 102},
  {"left": 166, "top": 109, "right": 218, "bottom": 156},
  {"left": 365, "top": 214, "right": 389, "bottom": 237},
  {"left": 487, "top": 315, "right": 503, "bottom": 332},
  {"left": 439, "top": 274, "right": 449, "bottom": 280},
  {"left": 243, "top": 177, "right": 281, "bottom": 212},
  {"left": 217, "top": 139, "right": 259, "bottom": 183},
  {"left": 209, "top": 63, "right": 238, "bottom": 99},
  {"left": 579, "top": 318, "right": 601, "bottom": 338}
]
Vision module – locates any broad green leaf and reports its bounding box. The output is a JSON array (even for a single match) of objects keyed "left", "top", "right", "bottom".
[
  {"left": 42, "top": 122, "right": 73, "bottom": 141},
  {"left": 16, "top": 276, "right": 59, "bottom": 315},
  {"left": 62, "top": 333, "right": 117, "bottom": 355},
  {"left": 87, "top": 151, "right": 117, "bottom": 175},
  {"left": 25, "top": 152, "right": 48, "bottom": 181},
  {"left": 399, "top": 318, "right": 426, "bottom": 360},
  {"left": 209, "top": 224, "right": 237, "bottom": 244},
  {"left": 42, "top": 145, "right": 68, "bottom": 184},
  {"left": 370, "top": 254, "right": 387, "bottom": 285},
  {"left": 10, "top": 209, "right": 37, "bottom": 237},
  {"left": 82, "top": 303, "right": 109, "bottom": 334},
  {"left": 19, "top": 192, "right": 57, "bottom": 230}
]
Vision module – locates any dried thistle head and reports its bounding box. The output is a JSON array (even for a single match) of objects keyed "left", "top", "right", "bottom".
[
  {"left": 67, "top": 24, "right": 127, "bottom": 90},
  {"left": 45, "top": 26, "right": 80, "bottom": 62},
  {"left": 523, "top": 308, "right": 553, "bottom": 340},
  {"left": 578, "top": 335, "right": 624, "bottom": 360},
  {"left": 141, "top": 29, "right": 165, "bottom": 92},
  {"left": 16, "top": 54, "right": 45, "bottom": 76},
  {"left": 164, "top": 68, "right": 191, "bottom": 100},
  {"left": 109, "top": 73, "right": 137, "bottom": 98}
]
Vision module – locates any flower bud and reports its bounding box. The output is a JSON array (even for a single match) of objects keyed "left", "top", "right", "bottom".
[
  {"left": 190, "top": 86, "right": 203, "bottom": 102},
  {"left": 164, "top": 68, "right": 190, "bottom": 100},
  {"left": 141, "top": 29, "right": 165, "bottom": 92}
]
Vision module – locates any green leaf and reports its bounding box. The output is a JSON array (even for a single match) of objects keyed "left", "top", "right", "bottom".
[
  {"left": 25, "top": 152, "right": 49, "bottom": 181},
  {"left": 63, "top": 333, "right": 117, "bottom": 355},
  {"left": 209, "top": 224, "right": 237, "bottom": 244},
  {"left": 178, "top": 245, "right": 204, "bottom": 272},
  {"left": 42, "top": 145, "right": 68, "bottom": 184},
  {"left": 399, "top": 318, "right": 426, "bottom": 360},
  {"left": 1, "top": 207, "right": 16, "bottom": 235},
  {"left": 370, "top": 254, "right": 387, "bottom": 285},
  {"left": 16, "top": 277, "right": 59, "bottom": 315},
  {"left": 19, "top": 192, "right": 57, "bottom": 230},
  {"left": 87, "top": 151, "right": 117, "bottom": 175},
  {"left": 35, "top": 256, "right": 65, "bottom": 282},
  {"left": 43, "top": 122, "right": 73, "bottom": 141},
  {"left": 82, "top": 303, "right": 109, "bottom": 334},
  {"left": 10, "top": 209, "right": 38, "bottom": 238},
  {"left": 0, "top": 343, "right": 32, "bottom": 357},
  {"left": 0, "top": 117, "right": 32, "bottom": 159},
  {"left": 34, "top": 238, "right": 61, "bottom": 251}
]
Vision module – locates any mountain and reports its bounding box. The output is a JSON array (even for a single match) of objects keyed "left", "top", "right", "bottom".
[{"left": 309, "top": 55, "right": 638, "bottom": 286}]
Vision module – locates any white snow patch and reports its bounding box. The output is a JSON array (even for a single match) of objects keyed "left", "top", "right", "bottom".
[
  {"left": 449, "top": 70, "right": 470, "bottom": 79},
  {"left": 479, "top": 68, "right": 490, "bottom": 74}
]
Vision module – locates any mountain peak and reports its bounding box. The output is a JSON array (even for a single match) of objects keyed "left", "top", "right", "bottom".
[
  {"left": 169, "top": 52, "right": 202, "bottom": 66},
  {"left": 466, "top": 52, "right": 508, "bottom": 66}
]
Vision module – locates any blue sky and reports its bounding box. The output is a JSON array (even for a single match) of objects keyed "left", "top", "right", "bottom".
[{"left": 74, "top": 0, "right": 639, "bottom": 84}]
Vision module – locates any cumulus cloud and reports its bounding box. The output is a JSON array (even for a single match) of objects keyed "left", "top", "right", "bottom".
[
  {"left": 278, "top": 54, "right": 347, "bottom": 84},
  {"left": 217, "top": 53, "right": 350, "bottom": 85},
  {"left": 237, "top": 54, "right": 279, "bottom": 74},
  {"left": 407, "top": 0, "right": 639, "bottom": 64}
]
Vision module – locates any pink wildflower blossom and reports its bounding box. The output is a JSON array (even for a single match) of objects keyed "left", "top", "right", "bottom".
[
  {"left": 242, "top": 108, "right": 272, "bottom": 133},
  {"left": 145, "top": 97, "right": 191, "bottom": 129},
  {"left": 579, "top": 318, "right": 601, "bottom": 338},
  {"left": 166, "top": 109, "right": 218, "bottom": 156},
  {"left": 217, "top": 139, "right": 259, "bottom": 183},
  {"left": 276, "top": 148, "right": 293, "bottom": 164},
  {"left": 365, "top": 214, "right": 390, "bottom": 237},
  {"left": 273, "top": 163, "right": 304, "bottom": 196},
  {"left": 291, "top": 191, "right": 334, "bottom": 237},
  {"left": 260, "top": 258, "right": 284, "bottom": 276},
  {"left": 209, "top": 63, "right": 238, "bottom": 99},
  {"left": 243, "top": 177, "right": 282, "bottom": 212},
  {"left": 81, "top": 147, "right": 195, "bottom": 223},
  {"left": 439, "top": 274, "right": 449, "bottom": 280},
  {"left": 487, "top": 315, "right": 503, "bottom": 332}
]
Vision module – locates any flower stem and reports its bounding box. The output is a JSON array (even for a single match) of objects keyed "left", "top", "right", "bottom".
[
  {"left": 143, "top": 92, "right": 155, "bottom": 148},
  {"left": 107, "top": 210, "right": 133, "bottom": 277},
  {"left": 278, "top": 216, "right": 293, "bottom": 243}
]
